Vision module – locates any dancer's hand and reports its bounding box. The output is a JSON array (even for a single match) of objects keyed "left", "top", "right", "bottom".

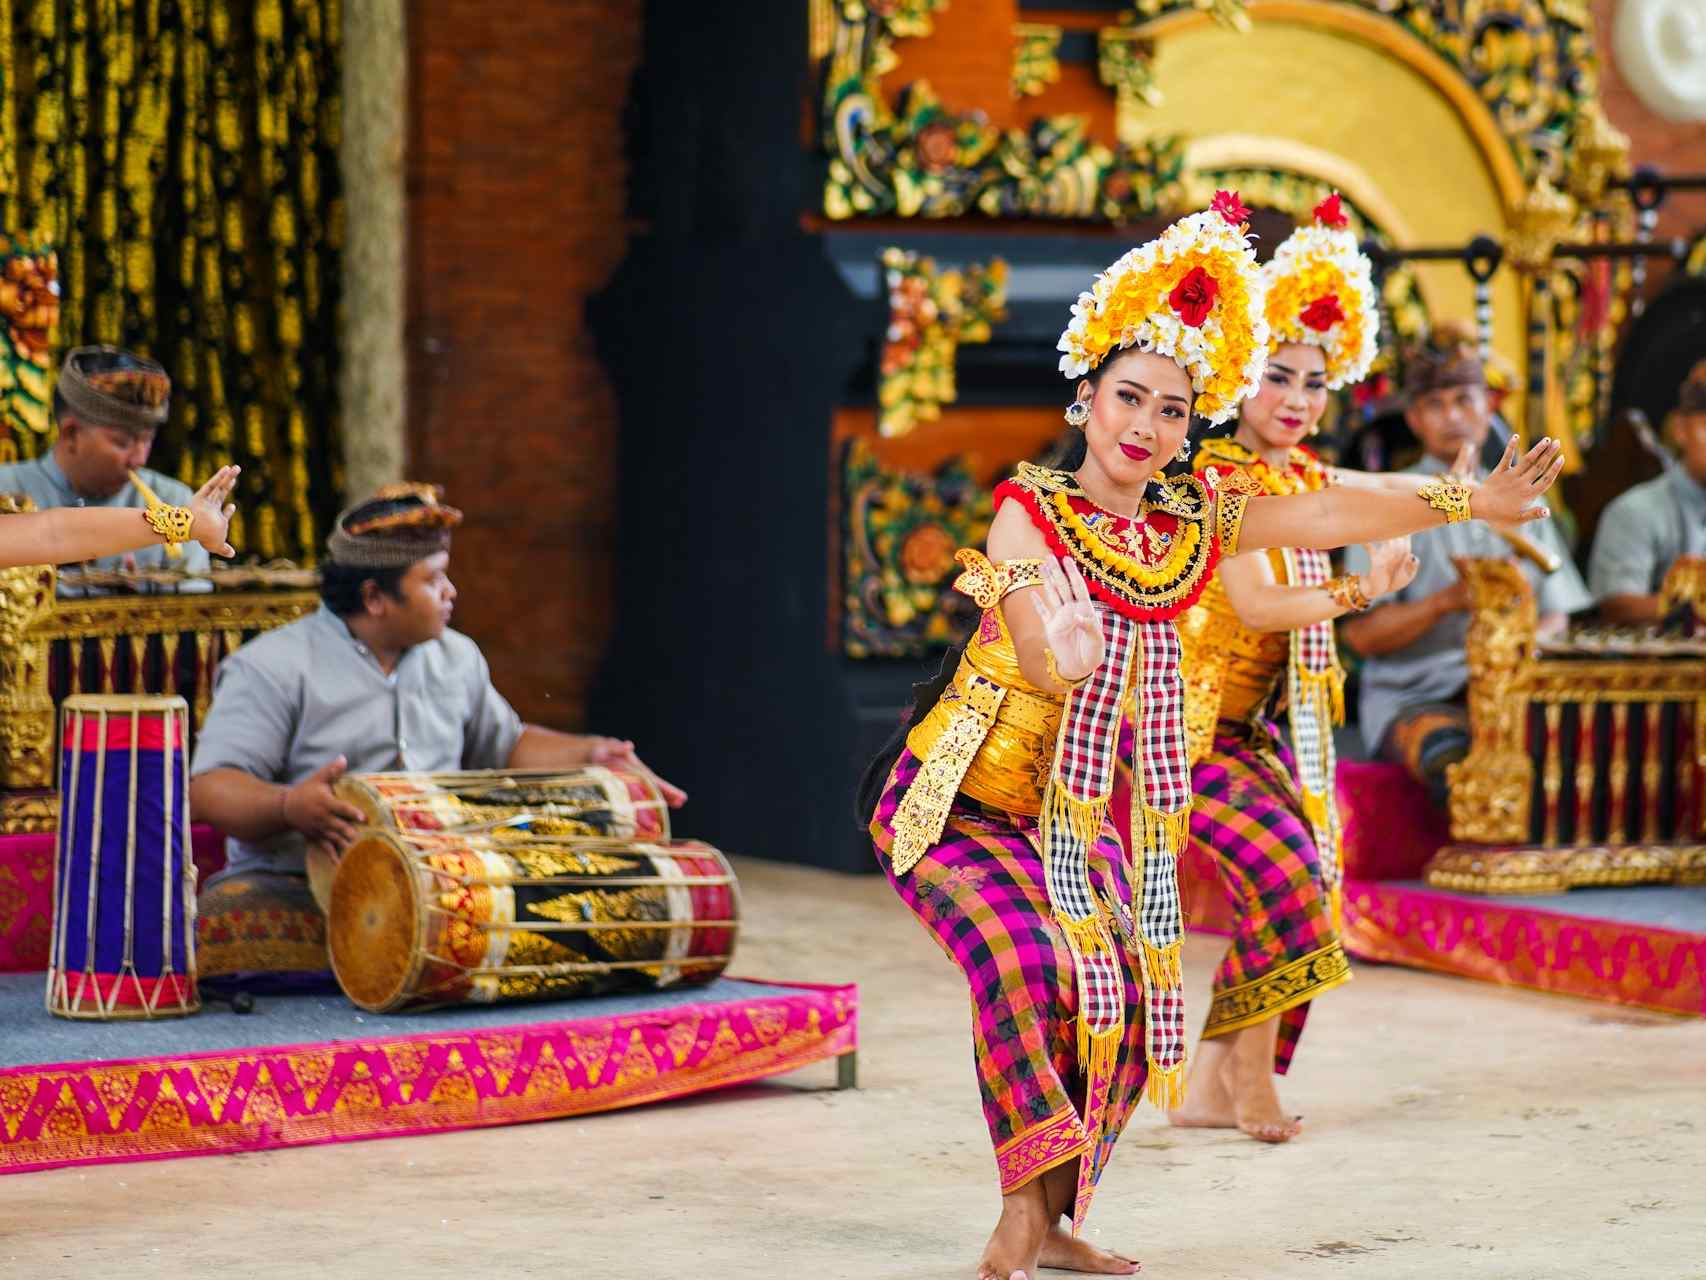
[
  {"left": 1031, "top": 556, "right": 1104, "bottom": 683},
  {"left": 1449, "top": 441, "right": 1478, "bottom": 481},
  {"left": 1469, "top": 437, "right": 1563, "bottom": 526},
  {"left": 1360, "top": 537, "right": 1419, "bottom": 599},
  {"left": 189, "top": 465, "right": 240, "bottom": 557}
]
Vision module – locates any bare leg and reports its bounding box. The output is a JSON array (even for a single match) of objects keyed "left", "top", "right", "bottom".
[
  {"left": 1223, "top": 1017, "right": 1300, "bottom": 1143},
  {"left": 1167, "top": 1034, "right": 1236, "bottom": 1129},
  {"left": 977, "top": 1176, "right": 1050, "bottom": 1280},
  {"left": 1022, "top": 1160, "right": 1142, "bottom": 1275}
]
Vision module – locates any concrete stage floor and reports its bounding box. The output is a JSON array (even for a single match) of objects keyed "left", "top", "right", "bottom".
[{"left": 6, "top": 856, "right": 1705, "bottom": 1279}]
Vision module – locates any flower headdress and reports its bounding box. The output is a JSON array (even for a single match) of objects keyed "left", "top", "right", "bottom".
[
  {"left": 1260, "top": 193, "right": 1379, "bottom": 391},
  {"left": 1056, "top": 190, "right": 1269, "bottom": 425}
]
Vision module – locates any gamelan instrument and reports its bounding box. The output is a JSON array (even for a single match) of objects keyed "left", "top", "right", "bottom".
[
  {"left": 334, "top": 766, "right": 670, "bottom": 840},
  {"left": 328, "top": 827, "right": 738, "bottom": 1013},
  {"left": 48, "top": 694, "right": 198, "bottom": 1018},
  {"left": 1427, "top": 557, "right": 1706, "bottom": 894}
]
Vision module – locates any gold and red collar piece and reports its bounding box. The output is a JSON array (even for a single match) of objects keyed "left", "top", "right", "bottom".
[
  {"left": 993, "top": 463, "right": 1217, "bottom": 620},
  {"left": 1194, "top": 437, "right": 1332, "bottom": 497}
]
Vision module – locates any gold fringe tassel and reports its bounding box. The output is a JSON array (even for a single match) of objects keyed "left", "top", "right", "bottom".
[
  {"left": 1140, "top": 803, "right": 1190, "bottom": 860},
  {"left": 1059, "top": 914, "right": 1119, "bottom": 1062},
  {"left": 1046, "top": 782, "right": 1109, "bottom": 857},
  {"left": 1140, "top": 938, "right": 1183, "bottom": 991},
  {"left": 1292, "top": 663, "right": 1345, "bottom": 729},
  {"left": 1144, "top": 1058, "right": 1186, "bottom": 1111}
]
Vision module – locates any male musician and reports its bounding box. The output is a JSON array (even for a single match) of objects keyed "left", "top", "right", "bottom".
[
  {"left": 1588, "top": 359, "right": 1706, "bottom": 625},
  {"left": 188, "top": 483, "right": 684, "bottom": 981},
  {"left": 1342, "top": 328, "right": 1591, "bottom": 805},
  {"left": 0, "top": 345, "right": 211, "bottom": 590}
]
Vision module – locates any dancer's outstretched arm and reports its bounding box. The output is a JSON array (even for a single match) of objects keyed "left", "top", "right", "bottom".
[
  {"left": 1238, "top": 437, "right": 1561, "bottom": 554},
  {"left": 0, "top": 465, "right": 239, "bottom": 569},
  {"left": 1220, "top": 537, "right": 1418, "bottom": 633}
]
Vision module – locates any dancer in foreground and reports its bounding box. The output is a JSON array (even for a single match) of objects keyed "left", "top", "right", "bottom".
[
  {"left": 1170, "top": 194, "right": 1423, "bottom": 1144},
  {"left": 860, "top": 192, "right": 1564, "bottom": 1280}
]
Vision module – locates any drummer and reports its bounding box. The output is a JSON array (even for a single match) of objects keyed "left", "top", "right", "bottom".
[{"left": 188, "top": 482, "right": 685, "bottom": 983}]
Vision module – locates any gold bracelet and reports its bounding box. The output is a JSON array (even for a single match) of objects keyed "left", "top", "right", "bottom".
[
  {"left": 1324, "top": 573, "right": 1372, "bottom": 613},
  {"left": 1044, "top": 649, "right": 1086, "bottom": 690},
  {"left": 143, "top": 503, "right": 195, "bottom": 545},
  {"left": 1417, "top": 476, "right": 1472, "bottom": 524}
]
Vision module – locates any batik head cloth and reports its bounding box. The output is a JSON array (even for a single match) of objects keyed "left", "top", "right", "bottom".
[
  {"left": 327, "top": 482, "right": 464, "bottom": 570},
  {"left": 56, "top": 345, "right": 171, "bottom": 435}
]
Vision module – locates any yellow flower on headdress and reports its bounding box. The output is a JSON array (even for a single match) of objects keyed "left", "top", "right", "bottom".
[
  {"left": 1260, "top": 192, "right": 1380, "bottom": 391},
  {"left": 1056, "top": 190, "right": 1269, "bottom": 425}
]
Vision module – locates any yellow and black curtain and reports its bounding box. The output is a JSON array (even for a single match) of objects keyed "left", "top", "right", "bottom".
[{"left": 0, "top": 0, "right": 342, "bottom": 561}]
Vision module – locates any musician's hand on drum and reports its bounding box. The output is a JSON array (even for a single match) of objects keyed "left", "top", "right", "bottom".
[
  {"left": 189, "top": 464, "right": 241, "bottom": 558},
  {"left": 1030, "top": 556, "right": 1103, "bottom": 683},
  {"left": 588, "top": 737, "right": 689, "bottom": 808},
  {"left": 1360, "top": 537, "right": 1419, "bottom": 599},
  {"left": 281, "top": 755, "right": 365, "bottom": 848},
  {"left": 1468, "top": 437, "right": 1564, "bottom": 526}
]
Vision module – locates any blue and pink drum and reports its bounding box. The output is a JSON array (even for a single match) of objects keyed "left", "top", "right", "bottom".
[{"left": 48, "top": 694, "right": 199, "bottom": 1019}]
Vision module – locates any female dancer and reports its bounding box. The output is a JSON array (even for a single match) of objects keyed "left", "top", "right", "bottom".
[
  {"left": 1168, "top": 194, "right": 1431, "bottom": 1144},
  {"left": 862, "top": 192, "right": 1563, "bottom": 1280}
]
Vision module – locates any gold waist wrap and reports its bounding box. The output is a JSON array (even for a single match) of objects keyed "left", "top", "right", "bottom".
[
  {"left": 906, "top": 642, "right": 1063, "bottom": 818},
  {"left": 1181, "top": 569, "right": 1290, "bottom": 723}
]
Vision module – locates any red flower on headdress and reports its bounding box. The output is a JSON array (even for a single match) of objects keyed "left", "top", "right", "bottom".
[
  {"left": 1210, "top": 189, "right": 1250, "bottom": 227},
  {"left": 1299, "top": 293, "right": 1345, "bottom": 332},
  {"left": 1313, "top": 192, "right": 1348, "bottom": 229},
  {"left": 1169, "top": 266, "right": 1219, "bottom": 328}
]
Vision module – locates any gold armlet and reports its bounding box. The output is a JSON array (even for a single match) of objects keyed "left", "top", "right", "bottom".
[
  {"left": 1417, "top": 476, "right": 1472, "bottom": 524},
  {"left": 1044, "top": 649, "right": 1086, "bottom": 691},
  {"left": 1216, "top": 491, "right": 1251, "bottom": 558},
  {"left": 1324, "top": 574, "right": 1372, "bottom": 613},
  {"left": 143, "top": 504, "right": 195, "bottom": 546}
]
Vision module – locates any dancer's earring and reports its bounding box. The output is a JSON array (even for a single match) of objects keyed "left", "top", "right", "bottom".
[
  {"left": 1064, "top": 399, "right": 1091, "bottom": 429},
  {"left": 1175, "top": 439, "right": 1194, "bottom": 464}
]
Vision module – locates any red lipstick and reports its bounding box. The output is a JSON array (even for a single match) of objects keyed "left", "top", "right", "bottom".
[{"left": 1119, "top": 443, "right": 1152, "bottom": 461}]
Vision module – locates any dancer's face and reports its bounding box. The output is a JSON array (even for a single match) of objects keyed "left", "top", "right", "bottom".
[
  {"left": 1076, "top": 349, "right": 1194, "bottom": 492},
  {"left": 1239, "top": 342, "right": 1328, "bottom": 452}
]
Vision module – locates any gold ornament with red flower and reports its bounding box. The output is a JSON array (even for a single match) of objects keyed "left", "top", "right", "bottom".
[{"left": 1055, "top": 192, "right": 1269, "bottom": 425}]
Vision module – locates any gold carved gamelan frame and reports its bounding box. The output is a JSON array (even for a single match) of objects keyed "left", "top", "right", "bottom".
[
  {"left": 0, "top": 554, "right": 317, "bottom": 833},
  {"left": 1429, "top": 557, "right": 1706, "bottom": 894}
]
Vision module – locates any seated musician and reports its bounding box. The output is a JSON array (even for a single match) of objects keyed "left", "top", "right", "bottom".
[
  {"left": 1342, "top": 327, "right": 1592, "bottom": 805},
  {"left": 188, "top": 482, "right": 685, "bottom": 984},
  {"left": 1588, "top": 359, "right": 1706, "bottom": 626},
  {"left": 0, "top": 344, "right": 212, "bottom": 591}
]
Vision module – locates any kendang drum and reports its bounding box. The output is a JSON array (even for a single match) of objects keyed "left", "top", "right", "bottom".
[
  {"left": 328, "top": 829, "right": 738, "bottom": 1013},
  {"left": 335, "top": 767, "right": 670, "bottom": 841},
  {"left": 48, "top": 695, "right": 198, "bottom": 1019}
]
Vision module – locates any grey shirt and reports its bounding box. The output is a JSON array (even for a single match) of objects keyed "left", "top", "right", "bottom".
[
  {"left": 1587, "top": 467, "right": 1706, "bottom": 600},
  {"left": 191, "top": 605, "right": 525, "bottom": 875},
  {"left": 0, "top": 452, "right": 212, "bottom": 591},
  {"left": 1346, "top": 453, "right": 1593, "bottom": 752}
]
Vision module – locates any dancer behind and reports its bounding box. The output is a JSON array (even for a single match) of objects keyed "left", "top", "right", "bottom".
[
  {"left": 860, "top": 191, "right": 1564, "bottom": 1280},
  {"left": 1168, "top": 194, "right": 1427, "bottom": 1145},
  {"left": 1589, "top": 358, "right": 1706, "bottom": 625}
]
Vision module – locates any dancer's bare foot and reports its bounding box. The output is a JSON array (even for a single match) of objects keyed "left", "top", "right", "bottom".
[
  {"left": 1225, "top": 1023, "right": 1301, "bottom": 1144},
  {"left": 1038, "top": 1223, "right": 1141, "bottom": 1274},
  {"left": 977, "top": 1185, "right": 1049, "bottom": 1280},
  {"left": 1168, "top": 1039, "right": 1235, "bottom": 1129}
]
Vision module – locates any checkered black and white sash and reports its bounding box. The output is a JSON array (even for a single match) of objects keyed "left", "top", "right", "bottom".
[{"left": 1279, "top": 546, "right": 1344, "bottom": 905}]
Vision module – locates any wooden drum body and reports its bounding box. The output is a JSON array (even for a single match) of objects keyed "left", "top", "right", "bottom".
[
  {"left": 329, "top": 831, "right": 737, "bottom": 1013},
  {"left": 335, "top": 766, "right": 670, "bottom": 840},
  {"left": 49, "top": 694, "right": 198, "bottom": 1018}
]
